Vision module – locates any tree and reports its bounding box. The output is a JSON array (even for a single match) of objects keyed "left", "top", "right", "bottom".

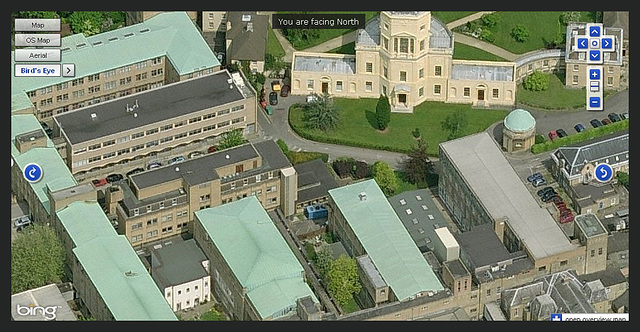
[
  {"left": 68, "top": 11, "right": 104, "bottom": 36},
  {"left": 314, "top": 246, "right": 334, "bottom": 277},
  {"left": 375, "top": 94, "right": 391, "bottom": 130},
  {"left": 217, "top": 128, "right": 245, "bottom": 150},
  {"left": 412, "top": 127, "right": 421, "bottom": 139},
  {"left": 11, "top": 224, "right": 65, "bottom": 294},
  {"left": 441, "top": 109, "right": 468, "bottom": 141},
  {"left": 400, "top": 138, "right": 433, "bottom": 185},
  {"left": 276, "top": 138, "right": 289, "bottom": 154},
  {"left": 511, "top": 24, "right": 530, "bottom": 43},
  {"left": 616, "top": 171, "right": 629, "bottom": 189},
  {"left": 302, "top": 93, "right": 340, "bottom": 132},
  {"left": 523, "top": 70, "right": 550, "bottom": 91},
  {"left": 560, "top": 11, "right": 581, "bottom": 26},
  {"left": 325, "top": 255, "right": 361, "bottom": 307},
  {"left": 265, "top": 53, "right": 287, "bottom": 77},
  {"left": 481, "top": 12, "right": 500, "bottom": 28},
  {"left": 371, "top": 161, "right": 398, "bottom": 196}
]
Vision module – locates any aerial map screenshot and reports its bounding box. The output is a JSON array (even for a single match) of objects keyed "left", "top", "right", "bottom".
[{"left": 10, "top": 10, "right": 629, "bottom": 322}]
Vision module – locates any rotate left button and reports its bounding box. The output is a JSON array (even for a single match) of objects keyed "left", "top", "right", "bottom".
[{"left": 23, "top": 163, "right": 43, "bottom": 183}]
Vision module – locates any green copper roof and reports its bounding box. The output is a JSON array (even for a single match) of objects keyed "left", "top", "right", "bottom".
[
  {"left": 328, "top": 179, "right": 444, "bottom": 301},
  {"left": 11, "top": 114, "right": 77, "bottom": 215},
  {"left": 503, "top": 108, "right": 536, "bottom": 132},
  {"left": 56, "top": 200, "right": 118, "bottom": 248},
  {"left": 195, "top": 196, "right": 318, "bottom": 320},
  {"left": 72, "top": 235, "right": 177, "bottom": 321},
  {"left": 11, "top": 11, "right": 220, "bottom": 112}
]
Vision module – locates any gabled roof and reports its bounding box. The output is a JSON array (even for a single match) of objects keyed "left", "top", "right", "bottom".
[
  {"left": 11, "top": 11, "right": 220, "bottom": 112},
  {"left": 72, "top": 235, "right": 177, "bottom": 320},
  {"left": 554, "top": 130, "right": 629, "bottom": 177},
  {"left": 328, "top": 179, "right": 444, "bottom": 301},
  {"left": 195, "top": 196, "right": 317, "bottom": 319}
]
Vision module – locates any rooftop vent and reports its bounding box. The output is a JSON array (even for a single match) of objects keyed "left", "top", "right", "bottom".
[
  {"left": 246, "top": 22, "right": 253, "bottom": 32},
  {"left": 124, "top": 271, "right": 138, "bottom": 277},
  {"left": 92, "top": 41, "right": 103, "bottom": 46},
  {"left": 140, "top": 28, "right": 150, "bottom": 33},
  {"left": 76, "top": 43, "right": 87, "bottom": 49},
  {"left": 124, "top": 32, "right": 134, "bottom": 38},
  {"left": 108, "top": 37, "right": 118, "bottom": 42},
  {"left": 175, "top": 167, "right": 180, "bottom": 172},
  {"left": 90, "top": 113, "right": 97, "bottom": 120},
  {"left": 358, "top": 192, "right": 367, "bottom": 201},
  {"left": 242, "top": 14, "right": 251, "bottom": 22},
  {"left": 225, "top": 154, "right": 230, "bottom": 159}
]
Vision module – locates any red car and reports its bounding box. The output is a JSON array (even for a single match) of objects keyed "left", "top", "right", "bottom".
[
  {"left": 560, "top": 213, "right": 574, "bottom": 224},
  {"left": 548, "top": 130, "right": 559, "bottom": 141},
  {"left": 92, "top": 178, "right": 108, "bottom": 187},
  {"left": 207, "top": 145, "right": 218, "bottom": 153}
]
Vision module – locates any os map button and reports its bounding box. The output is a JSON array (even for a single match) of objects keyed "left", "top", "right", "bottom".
[
  {"left": 594, "top": 163, "right": 613, "bottom": 183},
  {"left": 23, "top": 163, "right": 43, "bottom": 183}
]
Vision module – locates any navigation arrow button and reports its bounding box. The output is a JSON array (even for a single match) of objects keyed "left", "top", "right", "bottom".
[{"left": 62, "top": 63, "right": 75, "bottom": 77}]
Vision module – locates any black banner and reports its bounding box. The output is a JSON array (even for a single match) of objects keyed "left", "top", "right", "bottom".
[{"left": 272, "top": 14, "right": 366, "bottom": 29}]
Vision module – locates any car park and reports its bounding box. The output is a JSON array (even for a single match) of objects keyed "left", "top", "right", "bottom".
[
  {"left": 602, "top": 118, "right": 612, "bottom": 125},
  {"left": 532, "top": 178, "right": 547, "bottom": 187},
  {"left": 168, "top": 156, "right": 185, "bottom": 165},
  {"left": 188, "top": 151, "right": 204, "bottom": 159},
  {"left": 556, "top": 128, "right": 568, "bottom": 138},
  {"left": 608, "top": 113, "right": 621, "bottom": 122},
  {"left": 126, "top": 168, "right": 145, "bottom": 177},
  {"left": 106, "top": 173, "right": 123, "bottom": 183},
  {"left": 548, "top": 130, "right": 559, "bottom": 141},
  {"left": 269, "top": 91, "right": 278, "bottom": 105},
  {"left": 280, "top": 84, "right": 290, "bottom": 97},
  {"left": 527, "top": 172, "right": 543, "bottom": 183},
  {"left": 574, "top": 123, "right": 586, "bottom": 133},
  {"left": 147, "top": 162, "right": 162, "bottom": 170},
  {"left": 14, "top": 216, "right": 32, "bottom": 229},
  {"left": 590, "top": 119, "right": 603, "bottom": 128},
  {"left": 92, "top": 178, "right": 108, "bottom": 187}
]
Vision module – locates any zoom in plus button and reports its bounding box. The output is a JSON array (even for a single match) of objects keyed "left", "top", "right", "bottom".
[{"left": 23, "top": 163, "right": 43, "bottom": 183}]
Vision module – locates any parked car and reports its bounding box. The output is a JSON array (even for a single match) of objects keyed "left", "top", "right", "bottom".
[
  {"left": 168, "top": 156, "right": 185, "bottom": 165},
  {"left": 532, "top": 178, "right": 547, "bottom": 187},
  {"left": 560, "top": 213, "right": 574, "bottom": 224},
  {"left": 542, "top": 192, "right": 558, "bottom": 202},
  {"left": 574, "top": 123, "right": 586, "bottom": 133},
  {"left": 527, "top": 172, "right": 543, "bottom": 183},
  {"left": 620, "top": 112, "right": 628, "bottom": 120},
  {"left": 188, "top": 151, "right": 204, "bottom": 159},
  {"left": 126, "top": 167, "right": 145, "bottom": 177},
  {"left": 207, "top": 145, "right": 218, "bottom": 153},
  {"left": 548, "top": 130, "right": 559, "bottom": 141},
  {"left": 40, "top": 122, "right": 53, "bottom": 136},
  {"left": 269, "top": 91, "right": 278, "bottom": 105},
  {"left": 556, "top": 128, "right": 568, "bottom": 138},
  {"left": 92, "top": 178, "right": 108, "bottom": 187},
  {"left": 590, "top": 119, "right": 603, "bottom": 128},
  {"left": 14, "top": 216, "right": 32, "bottom": 229},
  {"left": 271, "top": 80, "right": 281, "bottom": 91},
  {"left": 537, "top": 187, "right": 556, "bottom": 197},
  {"left": 608, "top": 112, "right": 622, "bottom": 122},
  {"left": 147, "top": 162, "right": 162, "bottom": 170},
  {"left": 106, "top": 173, "right": 124, "bottom": 183},
  {"left": 280, "top": 84, "right": 290, "bottom": 97},
  {"left": 602, "top": 118, "right": 612, "bottom": 125}
]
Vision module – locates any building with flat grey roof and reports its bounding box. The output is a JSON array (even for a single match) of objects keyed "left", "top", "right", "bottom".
[
  {"left": 54, "top": 69, "right": 257, "bottom": 174},
  {"left": 388, "top": 189, "right": 447, "bottom": 253},
  {"left": 438, "top": 132, "right": 586, "bottom": 277},
  {"left": 113, "top": 140, "right": 297, "bottom": 247},
  {"left": 150, "top": 239, "right": 211, "bottom": 311}
]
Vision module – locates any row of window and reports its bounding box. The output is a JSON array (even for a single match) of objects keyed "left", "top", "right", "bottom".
[
  {"left": 130, "top": 222, "right": 188, "bottom": 243},
  {"left": 31, "top": 58, "right": 164, "bottom": 98},
  {"left": 73, "top": 116, "right": 246, "bottom": 156}
]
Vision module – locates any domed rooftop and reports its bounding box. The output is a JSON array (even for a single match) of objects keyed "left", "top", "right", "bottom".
[{"left": 504, "top": 109, "right": 536, "bottom": 132}]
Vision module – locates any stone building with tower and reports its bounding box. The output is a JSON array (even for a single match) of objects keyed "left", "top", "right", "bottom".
[{"left": 501, "top": 108, "right": 536, "bottom": 153}]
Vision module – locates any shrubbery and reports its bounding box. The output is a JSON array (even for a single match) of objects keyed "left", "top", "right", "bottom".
[{"left": 531, "top": 119, "right": 629, "bottom": 154}]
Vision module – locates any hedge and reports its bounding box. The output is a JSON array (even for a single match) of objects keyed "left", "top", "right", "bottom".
[
  {"left": 530, "top": 119, "right": 629, "bottom": 154},
  {"left": 286, "top": 151, "right": 329, "bottom": 165}
]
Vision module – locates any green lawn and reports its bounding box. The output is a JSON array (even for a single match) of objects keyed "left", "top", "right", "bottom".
[
  {"left": 289, "top": 98, "right": 509, "bottom": 156},
  {"left": 278, "top": 12, "right": 379, "bottom": 50},
  {"left": 469, "top": 11, "right": 595, "bottom": 54},
  {"left": 516, "top": 72, "right": 587, "bottom": 110},
  {"left": 342, "top": 296, "right": 361, "bottom": 314},
  {"left": 453, "top": 42, "right": 507, "bottom": 61},
  {"left": 431, "top": 11, "right": 478, "bottom": 23},
  {"left": 266, "top": 25, "right": 286, "bottom": 58}
]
